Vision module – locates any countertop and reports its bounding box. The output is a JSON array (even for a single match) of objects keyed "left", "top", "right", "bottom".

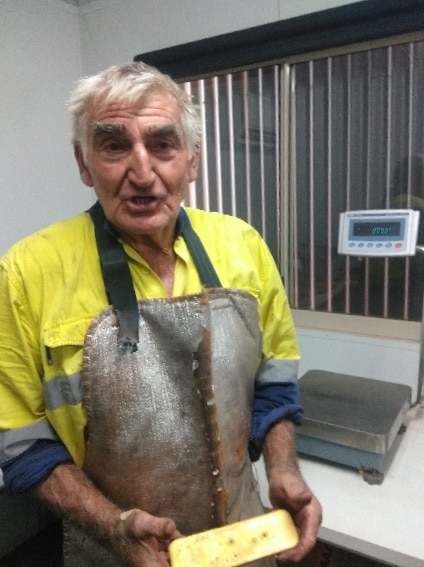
[{"left": 256, "top": 404, "right": 424, "bottom": 567}]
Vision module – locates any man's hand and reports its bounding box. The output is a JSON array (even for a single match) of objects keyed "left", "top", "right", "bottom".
[
  {"left": 268, "top": 471, "right": 322, "bottom": 562},
  {"left": 262, "top": 420, "right": 322, "bottom": 563},
  {"left": 33, "top": 463, "right": 183, "bottom": 566},
  {"left": 115, "top": 509, "right": 183, "bottom": 566}
]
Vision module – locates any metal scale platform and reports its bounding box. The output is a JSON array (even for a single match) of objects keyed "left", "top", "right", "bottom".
[
  {"left": 296, "top": 370, "right": 412, "bottom": 483},
  {"left": 295, "top": 210, "right": 421, "bottom": 484}
]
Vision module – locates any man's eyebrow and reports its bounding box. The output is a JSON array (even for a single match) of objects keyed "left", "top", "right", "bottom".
[
  {"left": 147, "top": 124, "right": 182, "bottom": 139},
  {"left": 91, "top": 122, "right": 184, "bottom": 144},
  {"left": 92, "top": 122, "right": 126, "bottom": 137}
]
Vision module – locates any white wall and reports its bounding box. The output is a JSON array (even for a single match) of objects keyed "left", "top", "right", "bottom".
[
  {"left": 78, "top": 0, "right": 364, "bottom": 74},
  {"left": 0, "top": 0, "right": 93, "bottom": 255}
]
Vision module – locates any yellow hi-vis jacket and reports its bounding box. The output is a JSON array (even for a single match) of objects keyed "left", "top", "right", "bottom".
[{"left": 0, "top": 207, "right": 299, "bottom": 467}]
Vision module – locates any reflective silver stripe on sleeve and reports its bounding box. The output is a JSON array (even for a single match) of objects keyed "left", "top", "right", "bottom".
[
  {"left": 43, "top": 372, "right": 83, "bottom": 411},
  {"left": 255, "top": 359, "right": 299, "bottom": 385},
  {"left": 0, "top": 418, "right": 60, "bottom": 463}
]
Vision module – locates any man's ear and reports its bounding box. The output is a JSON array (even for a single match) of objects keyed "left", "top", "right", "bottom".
[
  {"left": 74, "top": 144, "right": 94, "bottom": 187},
  {"left": 188, "top": 145, "right": 201, "bottom": 183}
]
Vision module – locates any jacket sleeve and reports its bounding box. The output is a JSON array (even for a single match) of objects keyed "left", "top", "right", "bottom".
[
  {"left": 2, "top": 440, "right": 73, "bottom": 493},
  {"left": 248, "top": 232, "right": 303, "bottom": 461},
  {"left": 0, "top": 257, "right": 71, "bottom": 491}
]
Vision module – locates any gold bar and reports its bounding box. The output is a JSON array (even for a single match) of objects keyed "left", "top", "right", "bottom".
[{"left": 169, "top": 509, "right": 298, "bottom": 567}]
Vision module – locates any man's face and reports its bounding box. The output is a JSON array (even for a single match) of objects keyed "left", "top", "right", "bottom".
[{"left": 75, "top": 89, "right": 199, "bottom": 247}]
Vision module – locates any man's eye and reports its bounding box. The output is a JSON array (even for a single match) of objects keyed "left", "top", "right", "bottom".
[
  {"left": 150, "top": 139, "right": 176, "bottom": 154},
  {"left": 104, "top": 140, "right": 126, "bottom": 152}
]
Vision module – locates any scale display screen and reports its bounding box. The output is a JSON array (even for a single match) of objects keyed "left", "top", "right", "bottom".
[
  {"left": 352, "top": 221, "right": 401, "bottom": 238},
  {"left": 338, "top": 209, "right": 420, "bottom": 256}
]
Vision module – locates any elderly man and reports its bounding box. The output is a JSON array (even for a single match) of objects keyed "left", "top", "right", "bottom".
[{"left": 0, "top": 62, "right": 321, "bottom": 566}]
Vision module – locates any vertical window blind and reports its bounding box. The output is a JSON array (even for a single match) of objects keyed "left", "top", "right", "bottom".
[
  {"left": 184, "top": 36, "right": 424, "bottom": 322},
  {"left": 288, "top": 41, "right": 424, "bottom": 321},
  {"left": 184, "top": 66, "right": 281, "bottom": 263}
]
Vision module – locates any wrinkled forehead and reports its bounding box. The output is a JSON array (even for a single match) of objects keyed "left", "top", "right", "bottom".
[
  {"left": 78, "top": 85, "right": 194, "bottom": 156},
  {"left": 86, "top": 86, "right": 182, "bottom": 123}
]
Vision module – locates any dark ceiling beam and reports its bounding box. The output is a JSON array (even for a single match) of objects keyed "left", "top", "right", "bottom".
[{"left": 134, "top": 0, "right": 424, "bottom": 79}]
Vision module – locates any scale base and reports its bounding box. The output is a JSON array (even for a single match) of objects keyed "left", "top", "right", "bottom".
[
  {"left": 296, "top": 424, "right": 407, "bottom": 484},
  {"left": 296, "top": 371, "right": 411, "bottom": 484}
]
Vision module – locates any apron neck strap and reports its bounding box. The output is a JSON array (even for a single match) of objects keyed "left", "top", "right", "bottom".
[
  {"left": 88, "top": 202, "right": 139, "bottom": 353},
  {"left": 88, "top": 202, "right": 222, "bottom": 352},
  {"left": 175, "top": 207, "right": 222, "bottom": 288}
]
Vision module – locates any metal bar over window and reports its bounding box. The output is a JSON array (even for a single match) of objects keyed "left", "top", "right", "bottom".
[
  {"left": 227, "top": 74, "right": 237, "bottom": 217},
  {"left": 242, "top": 71, "right": 252, "bottom": 225},
  {"left": 308, "top": 61, "right": 316, "bottom": 311},
  {"left": 198, "top": 79, "right": 210, "bottom": 211},
  {"left": 326, "top": 57, "right": 333, "bottom": 313}
]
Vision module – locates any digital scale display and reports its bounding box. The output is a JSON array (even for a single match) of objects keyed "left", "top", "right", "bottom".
[
  {"left": 338, "top": 209, "right": 420, "bottom": 256},
  {"left": 352, "top": 221, "right": 402, "bottom": 239}
]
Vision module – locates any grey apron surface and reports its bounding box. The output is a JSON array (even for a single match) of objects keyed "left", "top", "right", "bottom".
[{"left": 63, "top": 289, "right": 276, "bottom": 567}]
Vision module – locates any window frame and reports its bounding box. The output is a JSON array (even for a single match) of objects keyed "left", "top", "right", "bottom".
[
  {"left": 134, "top": 0, "right": 424, "bottom": 342},
  {"left": 280, "top": 31, "right": 424, "bottom": 341}
]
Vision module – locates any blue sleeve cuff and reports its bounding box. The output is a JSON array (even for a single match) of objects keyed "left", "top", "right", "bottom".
[
  {"left": 1, "top": 439, "right": 73, "bottom": 493},
  {"left": 249, "top": 381, "right": 303, "bottom": 461}
]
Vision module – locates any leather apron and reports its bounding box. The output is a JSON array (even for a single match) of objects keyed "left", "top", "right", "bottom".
[{"left": 63, "top": 205, "right": 276, "bottom": 567}]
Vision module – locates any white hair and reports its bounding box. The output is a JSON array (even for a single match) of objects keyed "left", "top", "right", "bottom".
[{"left": 69, "top": 62, "right": 202, "bottom": 158}]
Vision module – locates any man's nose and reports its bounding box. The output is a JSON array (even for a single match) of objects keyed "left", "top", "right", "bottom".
[{"left": 127, "top": 144, "right": 156, "bottom": 187}]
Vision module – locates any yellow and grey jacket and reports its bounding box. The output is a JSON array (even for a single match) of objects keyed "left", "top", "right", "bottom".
[{"left": 0, "top": 207, "right": 300, "bottom": 484}]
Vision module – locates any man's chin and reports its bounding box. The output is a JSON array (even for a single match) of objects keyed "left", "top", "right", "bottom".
[{"left": 116, "top": 216, "right": 173, "bottom": 241}]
